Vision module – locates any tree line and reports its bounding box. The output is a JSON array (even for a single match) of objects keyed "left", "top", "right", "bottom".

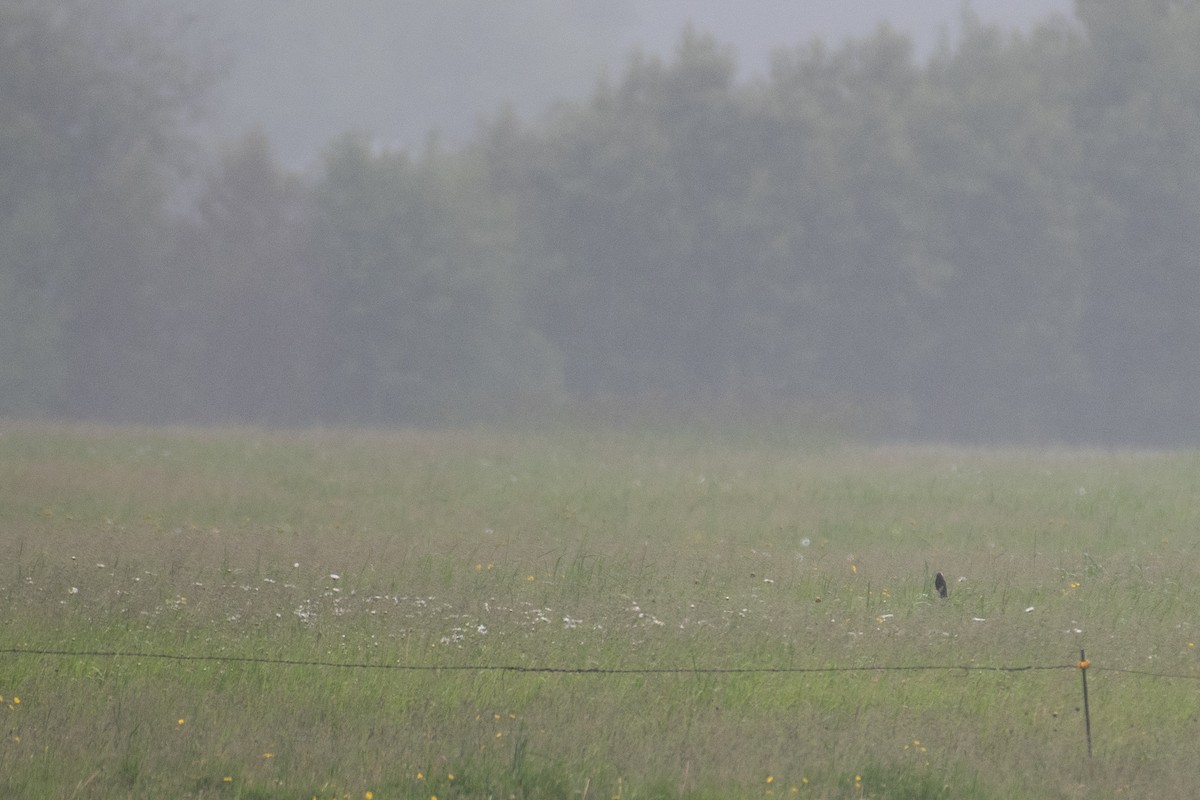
[{"left": 3, "top": 0, "right": 1199, "bottom": 444}]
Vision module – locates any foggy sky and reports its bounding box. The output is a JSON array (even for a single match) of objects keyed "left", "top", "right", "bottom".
[{"left": 204, "top": 0, "right": 1073, "bottom": 167}]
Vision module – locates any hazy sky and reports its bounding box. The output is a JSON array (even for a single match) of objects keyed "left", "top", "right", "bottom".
[{"left": 206, "top": 1, "right": 1074, "bottom": 166}]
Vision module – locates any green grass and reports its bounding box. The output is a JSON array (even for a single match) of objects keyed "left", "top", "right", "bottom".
[{"left": 2, "top": 422, "right": 1200, "bottom": 798}]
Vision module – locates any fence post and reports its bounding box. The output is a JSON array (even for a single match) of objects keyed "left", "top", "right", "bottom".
[{"left": 1078, "top": 649, "right": 1092, "bottom": 757}]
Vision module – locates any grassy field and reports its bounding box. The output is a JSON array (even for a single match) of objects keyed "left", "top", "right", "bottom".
[{"left": 1, "top": 422, "right": 1199, "bottom": 798}]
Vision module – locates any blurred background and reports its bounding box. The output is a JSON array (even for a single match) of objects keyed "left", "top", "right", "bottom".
[
  {"left": 202, "top": 1, "right": 1073, "bottom": 166},
  {"left": 5, "top": 0, "right": 1196, "bottom": 445}
]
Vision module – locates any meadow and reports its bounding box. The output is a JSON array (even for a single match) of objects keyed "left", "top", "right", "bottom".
[{"left": 1, "top": 422, "right": 1199, "bottom": 799}]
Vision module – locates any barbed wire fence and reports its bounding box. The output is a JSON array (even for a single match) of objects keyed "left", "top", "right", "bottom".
[
  {"left": 0, "top": 647, "right": 1073, "bottom": 674},
  {"left": 4, "top": 645, "right": 1200, "bottom": 757}
]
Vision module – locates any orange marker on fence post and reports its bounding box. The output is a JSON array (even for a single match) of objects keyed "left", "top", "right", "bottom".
[{"left": 1078, "top": 649, "right": 1092, "bottom": 757}]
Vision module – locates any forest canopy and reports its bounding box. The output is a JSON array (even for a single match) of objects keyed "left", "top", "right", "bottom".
[{"left": 2, "top": 0, "right": 1199, "bottom": 445}]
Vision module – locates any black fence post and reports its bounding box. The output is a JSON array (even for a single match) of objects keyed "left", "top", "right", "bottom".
[{"left": 1078, "top": 649, "right": 1092, "bottom": 758}]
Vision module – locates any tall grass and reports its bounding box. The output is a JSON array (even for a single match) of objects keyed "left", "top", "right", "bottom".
[{"left": 1, "top": 423, "right": 1199, "bottom": 797}]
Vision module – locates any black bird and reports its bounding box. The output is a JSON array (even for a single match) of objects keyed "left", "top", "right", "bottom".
[{"left": 934, "top": 572, "right": 948, "bottom": 599}]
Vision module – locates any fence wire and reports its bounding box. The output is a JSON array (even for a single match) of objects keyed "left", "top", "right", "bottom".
[
  {"left": 2, "top": 646, "right": 1198, "bottom": 680},
  {"left": 0, "top": 646, "right": 1084, "bottom": 675}
]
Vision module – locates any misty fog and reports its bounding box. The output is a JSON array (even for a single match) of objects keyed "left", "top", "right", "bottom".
[
  {"left": 203, "top": 0, "right": 1073, "bottom": 166},
  {"left": 2, "top": 0, "right": 1196, "bottom": 445}
]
